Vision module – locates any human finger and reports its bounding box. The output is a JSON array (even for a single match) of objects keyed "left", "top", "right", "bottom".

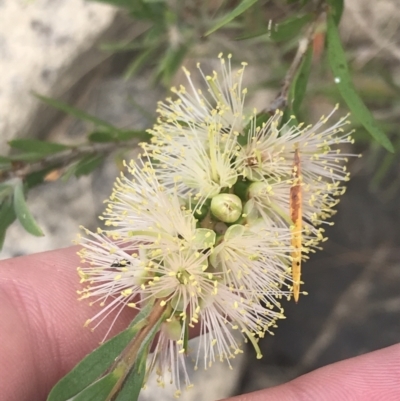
[
  {"left": 0, "top": 246, "right": 137, "bottom": 401},
  {"left": 222, "top": 343, "right": 400, "bottom": 401}
]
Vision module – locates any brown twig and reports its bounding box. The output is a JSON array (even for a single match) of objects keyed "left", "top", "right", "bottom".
[
  {"left": 267, "top": 3, "right": 326, "bottom": 114},
  {"left": 107, "top": 300, "right": 167, "bottom": 401},
  {"left": 0, "top": 140, "right": 138, "bottom": 184}
]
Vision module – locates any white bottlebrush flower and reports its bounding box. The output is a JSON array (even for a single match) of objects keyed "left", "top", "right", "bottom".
[
  {"left": 77, "top": 156, "right": 291, "bottom": 394},
  {"left": 143, "top": 120, "right": 240, "bottom": 199},
  {"left": 239, "top": 107, "right": 354, "bottom": 246},
  {"left": 149, "top": 53, "right": 250, "bottom": 145},
  {"left": 238, "top": 107, "right": 353, "bottom": 186},
  {"left": 236, "top": 111, "right": 290, "bottom": 181},
  {"left": 211, "top": 223, "right": 293, "bottom": 306},
  {"left": 100, "top": 157, "right": 200, "bottom": 241},
  {"left": 246, "top": 177, "right": 342, "bottom": 230},
  {"left": 74, "top": 53, "right": 358, "bottom": 397}
]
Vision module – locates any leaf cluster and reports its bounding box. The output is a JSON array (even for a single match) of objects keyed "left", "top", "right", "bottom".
[{"left": 0, "top": 95, "right": 149, "bottom": 250}]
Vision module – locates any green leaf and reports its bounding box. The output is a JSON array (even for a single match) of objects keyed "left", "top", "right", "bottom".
[
  {"left": 99, "top": 40, "right": 146, "bottom": 52},
  {"left": 183, "top": 318, "right": 189, "bottom": 355},
  {"left": 34, "top": 94, "right": 118, "bottom": 132},
  {"left": 327, "top": 0, "right": 344, "bottom": 25},
  {"left": 290, "top": 45, "right": 313, "bottom": 116},
  {"left": 0, "top": 155, "right": 11, "bottom": 163},
  {"left": 124, "top": 46, "right": 158, "bottom": 80},
  {"left": 156, "top": 45, "right": 189, "bottom": 86},
  {"left": 114, "top": 346, "right": 148, "bottom": 401},
  {"left": 87, "top": 132, "right": 115, "bottom": 143},
  {"left": 117, "top": 130, "right": 151, "bottom": 142},
  {"left": 13, "top": 181, "right": 44, "bottom": 236},
  {"left": 237, "top": 14, "right": 312, "bottom": 41},
  {"left": 7, "top": 153, "right": 47, "bottom": 162},
  {"left": 326, "top": 14, "right": 394, "bottom": 152},
  {"left": 88, "top": 130, "right": 151, "bottom": 143},
  {"left": 87, "top": 0, "right": 138, "bottom": 10},
  {"left": 0, "top": 198, "right": 16, "bottom": 250},
  {"left": 205, "top": 0, "right": 259, "bottom": 36},
  {"left": 74, "top": 155, "right": 104, "bottom": 177},
  {"left": 8, "top": 139, "right": 70, "bottom": 155},
  {"left": 114, "top": 308, "right": 164, "bottom": 401},
  {"left": 25, "top": 167, "right": 57, "bottom": 189},
  {"left": 48, "top": 303, "right": 153, "bottom": 401},
  {"left": 69, "top": 372, "right": 121, "bottom": 401},
  {"left": 0, "top": 184, "right": 14, "bottom": 201}
]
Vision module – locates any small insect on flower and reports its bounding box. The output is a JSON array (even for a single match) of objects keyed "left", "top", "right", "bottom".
[{"left": 110, "top": 259, "right": 131, "bottom": 268}]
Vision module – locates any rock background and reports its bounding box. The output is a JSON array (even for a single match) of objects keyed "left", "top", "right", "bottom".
[{"left": 1, "top": 0, "right": 399, "bottom": 400}]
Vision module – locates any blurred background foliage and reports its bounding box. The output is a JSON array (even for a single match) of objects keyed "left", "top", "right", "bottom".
[{"left": 0, "top": 0, "right": 399, "bottom": 249}]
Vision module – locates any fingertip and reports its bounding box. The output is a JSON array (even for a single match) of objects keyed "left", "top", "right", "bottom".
[
  {"left": 0, "top": 246, "right": 136, "bottom": 401},
  {"left": 221, "top": 344, "right": 400, "bottom": 401}
]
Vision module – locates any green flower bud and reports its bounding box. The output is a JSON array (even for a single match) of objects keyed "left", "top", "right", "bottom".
[
  {"left": 247, "top": 181, "right": 271, "bottom": 199},
  {"left": 193, "top": 228, "right": 216, "bottom": 250},
  {"left": 243, "top": 199, "right": 260, "bottom": 224},
  {"left": 224, "top": 224, "right": 246, "bottom": 241},
  {"left": 210, "top": 193, "right": 243, "bottom": 223}
]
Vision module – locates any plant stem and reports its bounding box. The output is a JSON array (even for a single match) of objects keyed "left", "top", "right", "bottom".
[
  {"left": 267, "top": 2, "right": 325, "bottom": 114},
  {"left": 106, "top": 300, "right": 167, "bottom": 401},
  {"left": 0, "top": 140, "right": 137, "bottom": 184}
]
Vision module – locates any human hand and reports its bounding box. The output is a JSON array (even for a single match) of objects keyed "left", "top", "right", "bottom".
[{"left": 0, "top": 247, "right": 399, "bottom": 401}]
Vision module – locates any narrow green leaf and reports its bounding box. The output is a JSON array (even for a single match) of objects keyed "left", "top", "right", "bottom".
[
  {"left": 205, "top": 0, "right": 259, "bottom": 36},
  {"left": 0, "top": 198, "right": 16, "bottom": 250},
  {"left": 69, "top": 372, "right": 120, "bottom": 401},
  {"left": 291, "top": 45, "right": 313, "bottom": 116},
  {"left": 286, "top": 0, "right": 311, "bottom": 4},
  {"left": 85, "top": 0, "right": 136, "bottom": 10},
  {"left": 7, "top": 153, "right": 46, "bottom": 162},
  {"left": 99, "top": 40, "right": 145, "bottom": 52},
  {"left": 34, "top": 94, "right": 117, "bottom": 132},
  {"left": 183, "top": 318, "right": 189, "bottom": 354},
  {"left": 74, "top": 155, "right": 104, "bottom": 177},
  {"left": 156, "top": 45, "right": 189, "bottom": 86},
  {"left": 0, "top": 155, "right": 11, "bottom": 163},
  {"left": 237, "top": 14, "right": 312, "bottom": 41},
  {"left": 48, "top": 303, "right": 153, "bottom": 401},
  {"left": 8, "top": 139, "right": 70, "bottom": 155},
  {"left": 327, "top": 0, "right": 344, "bottom": 25},
  {"left": 114, "top": 309, "right": 164, "bottom": 401},
  {"left": 118, "top": 130, "right": 151, "bottom": 142},
  {"left": 13, "top": 181, "right": 44, "bottom": 236},
  {"left": 88, "top": 130, "right": 151, "bottom": 143},
  {"left": 87, "top": 132, "right": 115, "bottom": 143},
  {"left": 61, "top": 163, "right": 78, "bottom": 182},
  {"left": 326, "top": 14, "right": 394, "bottom": 152},
  {"left": 124, "top": 46, "right": 158, "bottom": 80},
  {"left": 0, "top": 184, "right": 14, "bottom": 201},
  {"left": 26, "top": 167, "right": 57, "bottom": 189},
  {"left": 114, "top": 346, "right": 148, "bottom": 401}
]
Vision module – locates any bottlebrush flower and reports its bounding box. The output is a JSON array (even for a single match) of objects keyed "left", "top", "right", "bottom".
[
  {"left": 74, "top": 54, "right": 357, "bottom": 398},
  {"left": 147, "top": 55, "right": 354, "bottom": 237},
  {"left": 150, "top": 53, "right": 249, "bottom": 144},
  {"left": 143, "top": 120, "right": 239, "bottom": 198},
  {"left": 143, "top": 53, "right": 355, "bottom": 307},
  {"left": 76, "top": 157, "right": 290, "bottom": 394}
]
